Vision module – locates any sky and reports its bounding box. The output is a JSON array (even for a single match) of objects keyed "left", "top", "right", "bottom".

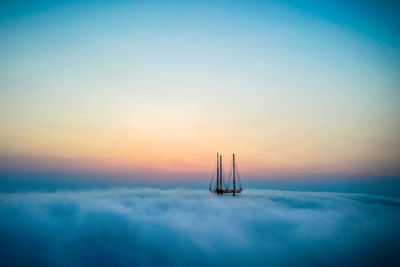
[
  {"left": 1, "top": 188, "right": 400, "bottom": 266},
  {"left": 1, "top": 0, "right": 400, "bottom": 182}
]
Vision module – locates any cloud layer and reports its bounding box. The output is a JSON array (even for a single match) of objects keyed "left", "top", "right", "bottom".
[{"left": 1, "top": 188, "right": 400, "bottom": 266}]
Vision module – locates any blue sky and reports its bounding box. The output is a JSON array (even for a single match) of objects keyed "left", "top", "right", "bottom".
[{"left": 0, "top": 0, "right": 399, "bottom": 181}]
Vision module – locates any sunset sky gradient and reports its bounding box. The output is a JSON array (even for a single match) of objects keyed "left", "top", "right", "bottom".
[{"left": 1, "top": 0, "right": 399, "bottom": 180}]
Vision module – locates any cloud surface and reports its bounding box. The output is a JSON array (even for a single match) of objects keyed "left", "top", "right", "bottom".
[{"left": 1, "top": 188, "right": 400, "bottom": 266}]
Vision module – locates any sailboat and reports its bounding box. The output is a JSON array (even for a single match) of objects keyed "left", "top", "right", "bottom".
[{"left": 209, "top": 153, "right": 243, "bottom": 195}]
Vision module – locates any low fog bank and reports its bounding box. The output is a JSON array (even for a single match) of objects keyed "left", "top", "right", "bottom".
[{"left": 1, "top": 188, "right": 400, "bottom": 266}]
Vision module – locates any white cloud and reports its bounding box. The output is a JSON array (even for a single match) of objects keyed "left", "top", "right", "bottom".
[{"left": 1, "top": 188, "right": 400, "bottom": 266}]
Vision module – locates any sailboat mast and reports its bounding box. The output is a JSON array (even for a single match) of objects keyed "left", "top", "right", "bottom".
[
  {"left": 233, "top": 153, "right": 236, "bottom": 196},
  {"left": 219, "top": 155, "right": 222, "bottom": 192},
  {"left": 216, "top": 153, "right": 219, "bottom": 192}
]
